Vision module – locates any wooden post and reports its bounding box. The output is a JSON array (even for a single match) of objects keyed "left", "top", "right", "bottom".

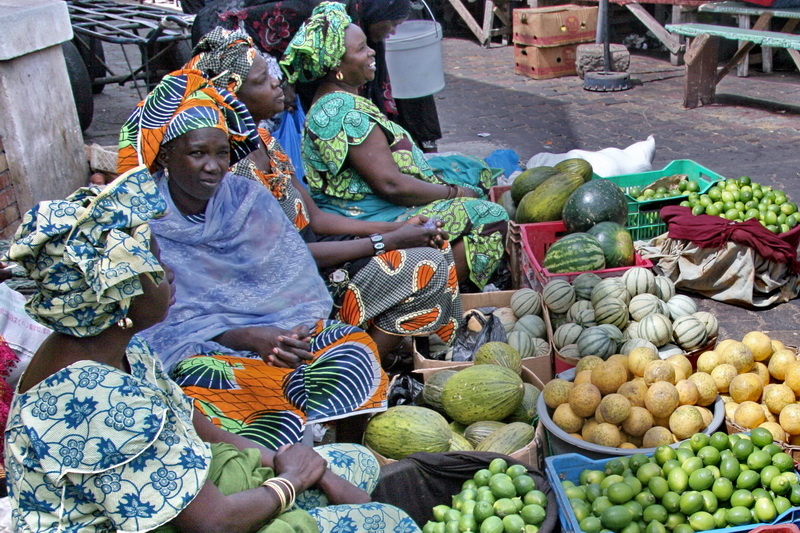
[{"left": 683, "top": 33, "right": 720, "bottom": 108}]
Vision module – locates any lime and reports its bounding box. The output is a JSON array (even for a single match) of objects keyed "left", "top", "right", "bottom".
[
  {"left": 584, "top": 484, "right": 602, "bottom": 504},
  {"left": 601, "top": 474, "right": 624, "bottom": 491},
  {"left": 423, "top": 521, "right": 437, "bottom": 533},
  {"left": 661, "top": 460, "right": 681, "bottom": 478},
  {"left": 463, "top": 479, "right": 478, "bottom": 491},
  {"left": 688, "top": 511, "right": 715, "bottom": 531},
  {"left": 480, "top": 516, "right": 503, "bottom": 533},
  {"left": 706, "top": 465, "right": 720, "bottom": 480},
  {"left": 523, "top": 490, "right": 546, "bottom": 508},
  {"left": 700, "top": 490, "right": 718, "bottom": 513},
  {"left": 648, "top": 477, "right": 669, "bottom": 500},
  {"left": 709, "top": 432, "right": 729, "bottom": 452},
  {"left": 433, "top": 505, "right": 451, "bottom": 522},
  {"left": 690, "top": 433, "right": 709, "bottom": 453},
  {"left": 586, "top": 470, "right": 606, "bottom": 485},
  {"left": 637, "top": 463, "right": 662, "bottom": 486},
  {"left": 624, "top": 476, "right": 643, "bottom": 495},
  {"left": 713, "top": 507, "right": 727, "bottom": 528},
  {"left": 653, "top": 446, "right": 676, "bottom": 467},
  {"left": 682, "top": 457, "right": 703, "bottom": 475},
  {"left": 624, "top": 501, "right": 644, "bottom": 522},
  {"left": 727, "top": 506, "right": 752, "bottom": 526},
  {"left": 606, "top": 458, "right": 625, "bottom": 476},
  {"left": 474, "top": 501, "right": 494, "bottom": 522},
  {"left": 460, "top": 515, "right": 478, "bottom": 532},
  {"left": 592, "top": 496, "right": 613, "bottom": 516},
  {"left": 506, "top": 464, "right": 528, "bottom": 479},
  {"left": 635, "top": 491, "right": 656, "bottom": 509},
  {"left": 513, "top": 475, "right": 535, "bottom": 496},
  {"left": 501, "top": 513, "right": 525, "bottom": 533},
  {"left": 579, "top": 516, "right": 602, "bottom": 533},
  {"left": 645, "top": 521, "right": 667, "bottom": 533},
  {"left": 493, "top": 499, "right": 517, "bottom": 518},
  {"left": 512, "top": 497, "right": 523, "bottom": 513},
  {"left": 661, "top": 491, "right": 680, "bottom": 513},
  {"left": 445, "top": 509, "right": 462, "bottom": 523},
  {"left": 668, "top": 468, "right": 689, "bottom": 493},
  {"left": 602, "top": 505, "right": 634, "bottom": 530},
  {"left": 790, "top": 484, "right": 800, "bottom": 506},
  {"left": 446, "top": 520, "right": 461, "bottom": 533},
  {"left": 753, "top": 488, "right": 771, "bottom": 501},
  {"left": 474, "top": 469, "right": 493, "bottom": 487},
  {"left": 608, "top": 482, "right": 635, "bottom": 505},
  {"left": 686, "top": 180, "right": 700, "bottom": 192},
  {"left": 664, "top": 513, "right": 685, "bottom": 531},
  {"left": 771, "top": 473, "right": 792, "bottom": 495},
  {"left": 772, "top": 452, "right": 794, "bottom": 472},
  {"left": 737, "top": 469, "right": 760, "bottom": 491},
  {"left": 732, "top": 438, "right": 755, "bottom": 462},
  {"left": 689, "top": 468, "right": 714, "bottom": 491},
  {"left": 490, "top": 477, "right": 517, "bottom": 499},
  {"left": 762, "top": 443, "right": 782, "bottom": 457},
  {"left": 711, "top": 476, "right": 733, "bottom": 502},
  {"left": 642, "top": 504, "right": 667, "bottom": 524},
  {"left": 489, "top": 458, "right": 508, "bottom": 475},
  {"left": 730, "top": 488, "right": 754, "bottom": 508},
  {"left": 675, "top": 447, "right": 695, "bottom": 463},
  {"left": 679, "top": 491, "right": 704, "bottom": 515},
  {"left": 738, "top": 176, "right": 752, "bottom": 186},
  {"left": 719, "top": 456, "right": 741, "bottom": 481},
  {"left": 708, "top": 187, "right": 722, "bottom": 201},
  {"left": 493, "top": 474, "right": 514, "bottom": 487},
  {"left": 760, "top": 465, "right": 781, "bottom": 487},
  {"left": 697, "top": 446, "right": 721, "bottom": 466},
  {"left": 774, "top": 495, "right": 792, "bottom": 515},
  {"left": 462, "top": 501, "right": 476, "bottom": 516},
  {"left": 754, "top": 497, "right": 777, "bottom": 523},
  {"left": 477, "top": 491, "right": 496, "bottom": 505},
  {"left": 629, "top": 453, "right": 650, "bottom": 474},
  {"left": 747, "top": 450, "right": 772, "bottom": 471}
]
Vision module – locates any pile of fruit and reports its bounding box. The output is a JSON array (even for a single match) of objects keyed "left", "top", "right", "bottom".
[
  {"left": 424, "top": 458, "right": 548, "bottom": 533},
  {"left": 561, "top": 429, "right": 800, "bottom": 532},
  {"left": 629, "top": 177, "right": 704, "bottom": 202},
  {"left": 679, "top": 176, "right": 798, "bottom": 234},
  {"left": 546, "top": 267, "right": 717, "bottom": 361},
  {"left": 543, "top": 345, "right": 719, "bottom": 449},
  {"left": 694, "top": 332, "right": 800, "bottom": 445},
  {"left": 365, "top": 361, "right": 540, "bottom": 459}
]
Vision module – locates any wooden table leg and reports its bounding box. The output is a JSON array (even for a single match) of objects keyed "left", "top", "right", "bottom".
[
  {"left": 684, "top": 33, "right": 720, "bottom": 108},
  {"left": 737, "top": 14, "right": 750, "bottom": 77},
  {"left": 671, "top": 5, "right": 698, "bottom": 66}
]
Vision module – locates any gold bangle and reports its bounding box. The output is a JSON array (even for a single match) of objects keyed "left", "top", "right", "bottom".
[
  {"left": 270, "top": 477, "right": 297, "bottom": 507},
  {"left": 263, "top": 477, "right": 296, "bottom": 512},
  {"left": 263, "top": 480, "right": 287, "bottom": 511}
]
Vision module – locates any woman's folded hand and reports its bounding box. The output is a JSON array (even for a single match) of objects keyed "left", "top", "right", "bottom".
[
  {"left": 273, "top": 443, "right": 328, "bottom": 493},
  {"left": 244, "top": 326, "right": 314, "bottom": 368},
  {"left": 383, "top": 222, "right": 448, "bottom": 251}
]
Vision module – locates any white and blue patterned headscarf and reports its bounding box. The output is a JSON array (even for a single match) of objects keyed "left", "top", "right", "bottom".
[{"left": 7, "top": 166, "right": 167, "bottom": 337}]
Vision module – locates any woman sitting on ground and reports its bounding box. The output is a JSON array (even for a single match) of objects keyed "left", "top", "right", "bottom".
[
  {"left": 186, "top": 27, "right": 461, "bottom": 359},
  {"left": 4, "top": 168, "right": 418, "bottom": 533},
  {"left": 117, "top": 70, "right": 388, "bottom": 449},
  {"left": 281, "top": 2, "right": 509, "bottom": 290}
]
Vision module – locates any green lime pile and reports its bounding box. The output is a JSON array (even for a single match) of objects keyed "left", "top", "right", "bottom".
[
  {"left": 678, "top": 176, "right": 798, "bottom": 234},
  {"left": 629, "top": 179, "right": 702, "bottom": 201},
  {"left": 564, "top": 428, "right": 800, "bottom": 533},
  {"left": 423, "top": 458, "right": 548, "bottom": 533}
]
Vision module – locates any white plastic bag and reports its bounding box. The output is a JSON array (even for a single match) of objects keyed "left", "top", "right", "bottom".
[
  {"left": 526, "top": 135, "right": 656, "bottom": 177},
  {"left": 0, "top": 284, "right": 50, "bottom": 385}
]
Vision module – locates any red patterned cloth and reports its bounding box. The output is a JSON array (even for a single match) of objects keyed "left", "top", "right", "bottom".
[
  {"left": 661, "top": 206, "right": 800, "bottom": 273},
  {"left": 0, "top": 335, "right": 19, "bottom": 464}
]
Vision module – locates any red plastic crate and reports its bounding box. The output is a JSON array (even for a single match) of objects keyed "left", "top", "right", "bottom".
[
  {"left": 520, "top": 220, "right": 654, "bottom": 289},
  {"left": 751, "top": 526, "right": 800, "bottom": 533}
]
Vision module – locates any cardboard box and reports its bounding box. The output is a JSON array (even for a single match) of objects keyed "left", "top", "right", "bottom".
[
  {"left": 514, "top": 43, "right": 578, "bottom": 80},
  {"left": 412, "top": 290, "right": 554, "bottom": 384},
  {"left": 512, "top": 5, "right": 598, "bottom": 47}
]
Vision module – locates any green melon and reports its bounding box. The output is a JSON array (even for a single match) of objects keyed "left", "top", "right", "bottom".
[
  {"left": 672, "top": 315, "right": 708, "bottom": 351},
  {"left": 543, "top": 233, "right": 606, "bottom": 274},
  {"left": 507, "top": 331, "right": 535, "bottom": 359},
  {"left": 554, "top": 158, "right": 593, "bottom": 182},
  {"left": 531, "top": 337, "right": 550, "bottom": 358},
  {"left": 590, "top": 278, "right": 629, "bottom": 308},
  {"left": 560, "top": 344, "right": 580, "bottom": 360},
  {"left": 573, "top": 308, "right": 597, "bottom": 328},
  {"left": 498, "top": 190, "right": 516, "bottom": 220},
  {"left": 577, "top": 326, "right": 617, "bottom": 359},
  {"left": 587, "top": 221, "right": 635, "bottom": 269},
  {"left": 514, "top": 314, "right": 546, "bottom": 340},
  {"left": 562, "top": 179, "right": 629, "bottom": 233},
  {"left": 506, "top": 383, "right": 541, "bottom": 424},
  {"left": 665, "top": 295, "right": 697, "bottom": 320},
  {"left": 542, "top": 279, "right": 576, "bottom": 314},
  {"left": 566, "top": 300, "right": 593, "bottom": 322},
  {"left": 474, "top": 342, "right": 522, "bottom": 374},
  {"left": 654, "top": 275, "right": 676, "bottom": 302},
  {"left": 596, "top": 324, "right": 624, "bottom": 344},
  {"left": 554, "top": 322, "right": 583, "bottom": 349},
  {"left": 620, "top": 338, "right": 658, "bottom": 355},
  {"left": 628, "top": 293, "right": 665, "bottom": 323},
  {"left": 622, "top": 267, "right": 656, "bottom": 297},
  {"left": 510, "top": 288, "right": 542, "bottom": 318},
  {"left": 594, "top": 296, "right": 629, "bottom": 330},
  {"left": 442, "top": 365, "right": 525, "bottom": 425},
  {"left": 364, "top": 406, "right": 452, "bottom": 459},
  {"left": 638, "top": 313, "right": 673, "bottom": 347},
  {"left": 516, "top": 172, "right": 585, "bottom": 224},
  {"left": 449, "top": 432, "right": 474, "bottom": 451},
  {"left": 510, "top": 166, "right": 560, "bottom": 205},
  {"left": 450, "top": 420, "right": 468, "bottom": 435},
  {"left": 573, "top": 272, "right": 603, "bottom": 300},
  {"left": 464, "top": 420, "right": 507, "bottom": 447},
  {"left": 693, "top": 311, "right": 719, "bottom": 339},
  {"left": 476, "top": 422, "right": 536, "bottom": 455},
  {"left": 422, "top": 369, "right": 457, "bottom": 412}
]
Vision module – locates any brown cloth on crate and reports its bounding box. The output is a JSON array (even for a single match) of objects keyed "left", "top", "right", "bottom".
[
  {"left": 370, "top": 451, "right": 557, "bottom": 533},
  {"left": 661, "top": 206, "right": 800, "bottom": 274}
]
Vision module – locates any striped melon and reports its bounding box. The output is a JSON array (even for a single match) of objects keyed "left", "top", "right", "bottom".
[
  {"left": 621, "top": 338, "right": 659, "bottom": 355},
  {"left": 654, "top": 275, "right": 676, "bottom": 302},
  {"left": 507, "top": 331, "right": 535, "bottom": 359},
  {"left": 658, "top": 343, "right": 684, "bottom": 358},
  {"left": 449, "top": 432, "right": 474, "bottom": 451},
  {"left": 573, "top": 272, "right": 603, "bottom": 300},
  {"left": 596, "top": 324, "right": 624, "bottom": 344},
  {"left": 623, "top": 320, "right": 640, "bottom": 340},
  {"left": 549, "top": 312, "right": 569, "bottom": 331},
  {"left": 629, "top": 293, "right": 665, "bottom": 322},
  {"left": 464, "top": 420, "right": 507, "bottom": 447},
  {"left": 594, "top": 297, "right": 629, "bottom": 330},
  {"left": 555, "top": 158, "right": 594, "bottom": 182},
  {"left": 506, "top": 383, "right": 541, "bottom": 424},
  {"left": 622, "top": 267, "right": 656, "bottom": 297},
  {"left": 567, "top": 300, "right": 594, "bottom": 322},
  {"left": 591, "top": 277, "right": 630, "bottom": 307},
  {"left": 531, "top": 337, "right": 550, "bottom": 358},
  {"left": 554, "top": 323, "right": 583, "bottom": 349},
  {"left": 475, "top": 342, "right": 522, "bottom": 374},
  {"left": 476, "top": 422, "right": 536, "bottom": 454},
  {"left": 450, "top": 421, "right": 468, "bottom": 435},
  {"left": 514, "top": 314, "right": 546, "bottom": 339},
  {"left": 560, "top": 344, "right": 580, "bottom": 360},
  {"left": 364, "top": 406, "right": 452, "bottom": 459},
  {"left": 577, "top": 326, "right": 617, "bottom": 359},
  {"left": 543, "top": 233, "right": 605, "bottom": 274},
  {"left": 493, "top": 307, "right": 518, "bottom": 334},
  {"left": 442, "top": 365, "right": 525, "bottom": 424},
  {"left": 666, "top": 295, "right": 697, "bottom": 320},
  {"left": 511, "top": 289, "right": 542, "bottom": 318},
  {"left": 543, "top": 279, "right": 576, "bottom": 314},
  {"left": 638, "top": 313, "right": 673, "bottom": 347},
  {"left": 422, "top": 369, "right": 457, "bottom": 412},
  {"left": 573, "top": 308, "right": 597, "bottom": 328},
  {"left": 672, "top": 315, "right": 709, "bottom": 350},
  {"left": 693, "top": 311, "right": 719, "bottom": 339}
]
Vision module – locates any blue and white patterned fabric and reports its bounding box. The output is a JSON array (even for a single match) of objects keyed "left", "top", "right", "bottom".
[{"left": 4, "top": 335, "right": 211, "bottom": 532}]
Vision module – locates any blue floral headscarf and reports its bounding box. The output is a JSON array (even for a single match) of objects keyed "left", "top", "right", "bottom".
[{"left": 7, "top": 166, "right": 167, "bottom": 337}]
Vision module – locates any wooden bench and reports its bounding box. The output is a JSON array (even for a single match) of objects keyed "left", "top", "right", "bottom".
[{"left": 666, "top": 20, "right": 800, "bottom": 107}]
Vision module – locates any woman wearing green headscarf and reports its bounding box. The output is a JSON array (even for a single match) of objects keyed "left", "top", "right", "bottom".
[
  {"left": 3, "top": 168, "right": 419, "bottom": 533},
  {"left": 282, "top": 3, "right": 509, "bottom": 290}
]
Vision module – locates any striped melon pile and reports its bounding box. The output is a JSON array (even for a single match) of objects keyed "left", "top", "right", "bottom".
[
  {"left": 487, "top": 288, "right": 551, "bottom": 361},
  {"left": 370, "top": 363, "right": 542, "bottom": 458},
  {"left": 546, "top": 268, "right": 718, "bottom": 360}
]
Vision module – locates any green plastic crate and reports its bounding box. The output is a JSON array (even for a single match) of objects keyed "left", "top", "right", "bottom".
[{"left": 594, "top": 160, "right": 726, "bottom": 240}]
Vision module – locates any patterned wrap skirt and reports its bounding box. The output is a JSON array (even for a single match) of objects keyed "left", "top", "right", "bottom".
[{"left": 171, "top": 320, "right": 388, "bottom": 450}]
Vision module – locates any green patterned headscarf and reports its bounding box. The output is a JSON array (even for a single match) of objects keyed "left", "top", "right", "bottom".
[
  {"left": 6, "top": 166, "right": 167, "bottom": 338},
  {"left": 186, "top": 27, "right": 257, "bottom": 93},
  {"left": 280, "top": 2, "right": 352, "bottom": 83}
]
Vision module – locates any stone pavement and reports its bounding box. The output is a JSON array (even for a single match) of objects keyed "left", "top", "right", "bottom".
[{"left": 83, "top": 29, "right": 800, "bottom": 347}]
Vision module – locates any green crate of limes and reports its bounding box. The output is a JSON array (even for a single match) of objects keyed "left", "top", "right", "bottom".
[
  {"left": 546, "top": 428, "right": 800, "bottom": 533},
  {"left": 592, "top": 160, "right": 725, "bottom": 241}
]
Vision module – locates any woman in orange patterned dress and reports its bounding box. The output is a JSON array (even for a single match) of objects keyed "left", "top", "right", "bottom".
[{"left": 187, "top": 27, "right": 462, "bottom": 361}]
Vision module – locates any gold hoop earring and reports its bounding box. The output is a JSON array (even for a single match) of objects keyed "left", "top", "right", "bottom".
[
  {"left": 117, "top": 317, "right": 134, "bottom": 330},
  {"left": 335, "top": 71, "right": 344, "bottom": 81}
]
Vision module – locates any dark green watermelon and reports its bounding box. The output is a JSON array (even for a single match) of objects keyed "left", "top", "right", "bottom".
[
  {"left": 542, "top": 232, "right": 605, "bottom": 273},
  {"left": 587, "top": 221, "right": 635, "bottom": 268},
  {"left": 562, "top": 179, "right": 629, "bottom": 233}
]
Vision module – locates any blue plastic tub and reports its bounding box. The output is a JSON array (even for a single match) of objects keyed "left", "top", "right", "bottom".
[{"left": 546, "top": 453, "right": 800, "bottom": 533}]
